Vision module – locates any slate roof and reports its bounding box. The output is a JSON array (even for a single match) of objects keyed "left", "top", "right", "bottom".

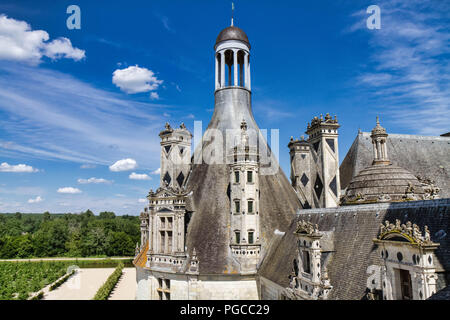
[
  {"left": 340, "top": 132, "right": 450, "bottom": 198},
  {"left": 428, "top": 285, "right": 450, "bottom": 300},
  {"left": 258, "top": 198, "right": 450, "bottom": 300},
  {"left": 183, "top": 88, "right": 302, "bottom": 274}
]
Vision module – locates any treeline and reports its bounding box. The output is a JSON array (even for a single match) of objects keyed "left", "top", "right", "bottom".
[{"left": 0, "top": 210, "right": 140, "bottom": 259}]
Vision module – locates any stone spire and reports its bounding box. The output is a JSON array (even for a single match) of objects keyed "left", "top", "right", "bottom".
[{"left": 370, "top": 116, "right": 390, "bottom": 165}]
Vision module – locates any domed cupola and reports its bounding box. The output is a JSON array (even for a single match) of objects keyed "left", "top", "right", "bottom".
[
  {"left": 214, "top": 16, "right": 251, "bottom": 92},
  {"left": 215, "top": 26, "right": 250, "bottom": 48},
  {"left": 341, "top": 117, "right": 425, "bottom": 205}
]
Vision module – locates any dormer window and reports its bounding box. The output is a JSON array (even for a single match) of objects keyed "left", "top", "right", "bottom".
[
  {"left": 373, "top": 220, "right": 440, "bottom": 300},
  {"left": 290, "top": 220, "right": 332, "bottom": 300}
]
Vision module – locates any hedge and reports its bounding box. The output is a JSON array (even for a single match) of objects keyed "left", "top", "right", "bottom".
[
  {"left": 49, "top": 270, "right": 76, "bottom": 291},
  {"left": 92, "top": 262, "right": 124, "bottom": 300}
]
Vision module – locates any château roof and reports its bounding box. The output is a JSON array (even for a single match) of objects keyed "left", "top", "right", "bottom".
[
  {"left": 340, "top": 132, "right": 450, "bottom": 198},
  {"left": 259, "top": 198, "right": 450, "bottom": 300}
]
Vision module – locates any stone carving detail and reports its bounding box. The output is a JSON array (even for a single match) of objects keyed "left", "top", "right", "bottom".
[
  {"left": 416, "top": 176, "right": 440, "bottom": 200},
  {"left": 307, "top": 113, "right": 338, "bottom": 129},
  {"left": 164, "top": 122, "right": 173, "bottom": 131},
  {"left": 295, "top": 220, "right": 320, "bottom": 235},
  {"left": 378, "top": 220, "right": 434, "bottom": 245},
  {"left": 378, "top": 193, "right": 391, "bottom": 202},
  {"left": 140, "top": 211, "right": 149, "bottom": 220},
  {"left": 135, "top": 242, "right": 140, "bottom": 256},
  {"left": 188, "top": 248, "right": 199, "bottom": 274}
]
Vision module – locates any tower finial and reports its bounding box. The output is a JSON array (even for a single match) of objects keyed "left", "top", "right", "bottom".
[
  {"left": 376, "top": 115, "right": 380, "bottom": 125},
  {"left": 231, "top": 2, "right": 234, "bottom": 26}
]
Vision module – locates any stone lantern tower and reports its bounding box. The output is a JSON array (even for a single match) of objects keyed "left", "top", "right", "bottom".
[{"left": 214, "top": 23, "right": 251, "bottom": 91}]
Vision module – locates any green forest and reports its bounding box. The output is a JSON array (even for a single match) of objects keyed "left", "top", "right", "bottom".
[{"left": 0, "top": 210, "right": 140, "bottom": 259}]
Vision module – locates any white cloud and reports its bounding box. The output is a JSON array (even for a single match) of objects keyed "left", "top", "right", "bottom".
[
  {"left": 151, "top": 168, "right": 161, "bottom": 175},
  {"left": 77, "top": 177, "right": 112, "bottom": 184},
  {"left": 138, "top": 198, "right": 147, "bottom": 203},
  {"left": 112, "top": 65, "right": 163, "bottom": 94},
  {"left": 0, "top": 14, "right": 85, "bottom": 64},
  {"left": 129, "top": 172, "right": 151, "bottom": 180},
  {"left": 0, "top": 63, "right": 164, "bottom": 170},
  {"left": 0, "top": 162, "right": 38, "bottom": 172},
  {"left": 109, "top": 158, "right": 137, "bottom": 172},
  {"left": 57, "top": 187, "right": 82, "bottom": 194},
  {"left": 347, "top": 1, "right": 450, "bottom": 135},
  {"left": 80, "top": 164, "right": 96, "bottom": 169},
  {"left": 44, "top": 38, "right": 85, "bottom": 61},
  {"left": 150, "top": 92, "right": 159, "bottom": 100},
  {"left": 28, "top": 196, "right": 43, "bottom": 203}
]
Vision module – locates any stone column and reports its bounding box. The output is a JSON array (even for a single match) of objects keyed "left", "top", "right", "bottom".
[
  {"left": 244, "top": 52, "right": 249, "bottom": 89},
  {"left": 233, "top": 50, "right": 238, "bottom": 86},
  {"left": 382, "top": 140, "right": 388, "bottom": 159},
  {"left": 372, "top": 141, "right": 377, "bottom": 160},
  {"left": 376, "top": 140, "right": 381, "bottom": 160},
  {"left": 215, "top": 53, "right": 219, "bottom": 90},
  {"left": 220, "top": 51, "right": 225, "bottom": 88},
  {"left": 247, "top": 56, "right": 251, "bottom": 90}
]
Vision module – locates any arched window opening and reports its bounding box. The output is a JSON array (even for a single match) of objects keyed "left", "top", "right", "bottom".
[
  {"left": 237, "top": 50, "right": 245, "bottom": 87},
  {"left": 216, "top": 53, "right": 222, "bottom": 87},
  {"left": 225, "top": 50, "right": 234, "bottom": 87}
]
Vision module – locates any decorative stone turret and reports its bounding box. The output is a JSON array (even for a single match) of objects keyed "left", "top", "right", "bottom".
[
  {"left": 227, "top": 119, "right": 261, "bottom": 274},
  {"left": 139, "top": 209, "right": 149, "bottom": 250},
  {"left": 159, "top": 122, "right": 192, "bottom": 190},
  {"left": 371, "top": 116, "right": 390, "bottom": 165},
  {"left": 305, "top": 113, "right": 340, "bottom": 208},
  {"left": 288, "top": 136, "right": 312, "bottom": 208}
]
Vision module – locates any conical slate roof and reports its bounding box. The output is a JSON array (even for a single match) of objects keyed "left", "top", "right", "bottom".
[{"left": 183, "top": 88, "right": 301, "bottom": 274}]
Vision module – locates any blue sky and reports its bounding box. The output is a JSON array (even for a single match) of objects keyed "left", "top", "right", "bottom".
[{"left": 0, "top": 0, "right": 448, "bottom": 214}]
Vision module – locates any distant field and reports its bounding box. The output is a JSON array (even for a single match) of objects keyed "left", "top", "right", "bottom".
[{"left": 0, "top": 259, "right": 133, "bottom": 300}]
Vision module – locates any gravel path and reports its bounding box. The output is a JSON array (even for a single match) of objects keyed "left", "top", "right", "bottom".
[
  {"left": 43, "top": 268, "right": 115, "bottom": 300},
  {"left": 109, "top": 268, "right": 136, "bottom": 300}
]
